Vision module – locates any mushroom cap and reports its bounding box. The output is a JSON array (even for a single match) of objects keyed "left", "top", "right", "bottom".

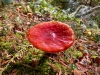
[{"left": 27, "top": 21, "right": 74, "bottom": 53}]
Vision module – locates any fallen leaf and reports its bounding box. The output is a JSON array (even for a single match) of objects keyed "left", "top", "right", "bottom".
[
  {"left": 27, "top": 13, "right": 33, "bottom": 18},
  {"left": 78, "top": 54, "right": 91, "bottom": 66},
  {"left": 73, "top": 69, "right": 82, "bottom": 75},
  {"left": 95, "top": 67, "right": 100, "bottom": 75},
  {"left": 0, "top": 27, "right": 3, "bottom": 31},
  {"left": 76, "top": 63, "right": 88, "bottom": 73},
  {"left": 97, "top": 67, "right": 100, "bottom": 74}
]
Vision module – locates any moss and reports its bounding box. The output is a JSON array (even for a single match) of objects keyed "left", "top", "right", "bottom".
[
  {"left": 73, "top": 51, "right": 83, "bottom": 58},
  {"left": 0, "top": 41, "right": 13, "bottom": 50}
]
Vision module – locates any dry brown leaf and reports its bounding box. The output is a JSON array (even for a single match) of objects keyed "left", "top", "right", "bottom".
[
  {"left": 0, "top": 27, "right": 3, "bottom": 31},
  {"left": 97, "top": 46, "right": 100, "bottom": 52},
  {"left": 95, "top": 67, "right": 100, "bottom": 75},
  {"left": 97, "top": 67, "right": 100, "bottom": 74},
  {"left": 93, "top": 57, "right": 100, "bottom": 65},
  {"left": 78, "top": 54, "right": 91, "bottom": 66},
  {"left": 73, "top": 69, "right": 82, "bottom": 75},
  {"left": 27, "top": 13, "right": 33, "bottom": 18},
  {"left": 16, "top": 6, "right": 22, "bottom": 13},
  {"left": 76, "top": 63, "right": 88, "bottom": 73}
]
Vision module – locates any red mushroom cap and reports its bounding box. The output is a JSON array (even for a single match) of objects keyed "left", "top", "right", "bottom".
[{"left": 27, "top": 21, "right": 74, "bottom": 53}]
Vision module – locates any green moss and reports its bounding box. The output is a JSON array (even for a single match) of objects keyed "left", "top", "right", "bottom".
[
  {"left": 73, "top": 51, "right": 83, "bottom": 58},
  {"left": 0, "top": 41, "right": 13, "bottom": 50}
]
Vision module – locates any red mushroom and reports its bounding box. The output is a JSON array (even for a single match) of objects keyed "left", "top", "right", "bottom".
[{"left": 27, "top": 21, "right": 74, "bottom": 53}]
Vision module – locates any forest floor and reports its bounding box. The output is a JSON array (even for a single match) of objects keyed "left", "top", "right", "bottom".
[{"left": 0, "top": 1, "right": 100, "bottom": 75}]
